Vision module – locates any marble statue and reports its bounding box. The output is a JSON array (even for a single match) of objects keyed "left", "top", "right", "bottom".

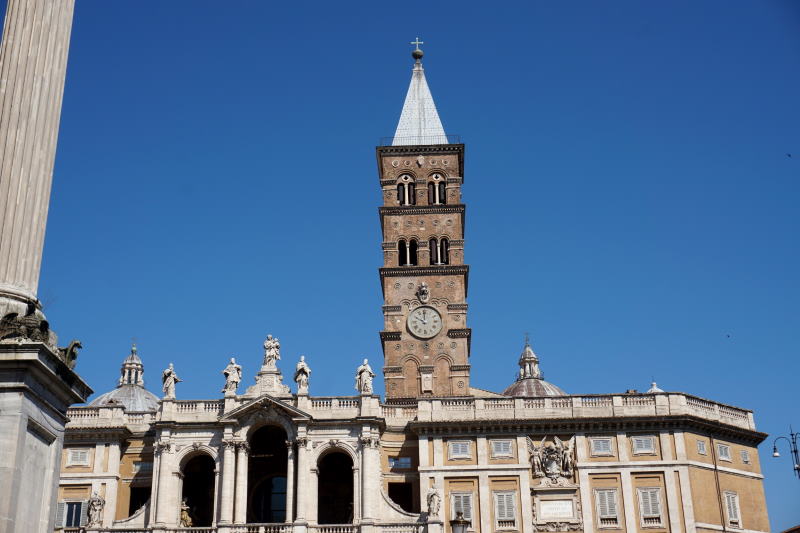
[
  {"left": 355, "top": 358, "right": 375, "bottom": 394},
  {"left": 180, "top": 498, "right": 193, "bottom": 527},
  {"left": 263, "top": 334, "right": 281, "bottom": 368},
  {"left": 87, "top": 492, "right": 105, "bottom": 526},
  {"left": 221, "top": 357, "right": 242, "bottom": 393},
  {"left": 162, "top": 363, "right": 182, "bottom": 399},
  {"left": 426, "top": 485, "right": 441, "bottom": 519},
  {"left": 294, "top": 355, "right": 311, "bottom": 394}
]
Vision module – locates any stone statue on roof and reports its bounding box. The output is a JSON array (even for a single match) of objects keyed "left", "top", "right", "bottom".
[
  {"left": 355, "top": 358, "right": 375, "bottom": 394},
  {"left": 263, "top": 334, "right": 281, "bottom": 368},
  {"left": 222, "top": 357, "right": 242, "bottom": 393},
  {"left": 161, "top": 363, "right": 181, "bottom": 399},
  {"left": 294, "top": 355, "right": 311, "bottom": 394}
]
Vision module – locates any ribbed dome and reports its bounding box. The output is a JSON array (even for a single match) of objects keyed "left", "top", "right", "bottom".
[
  {"left": 503, "top": 340, "right": 566, "bottom": 397},
  {"left": 89, "top": 385, "right": 160, "bottom": 412},
  {"left": 88, "top": 343, "right": 160, "bottom": 412}
]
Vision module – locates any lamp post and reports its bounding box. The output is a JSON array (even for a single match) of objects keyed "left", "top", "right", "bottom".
[
  {"left": 771, "top": 426, "right": 800, "bottom": 479},
  {"left": 450, "top": 511, "right": 470, "bottom": 533}
]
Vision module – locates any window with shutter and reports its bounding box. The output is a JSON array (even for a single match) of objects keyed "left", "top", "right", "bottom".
[
  {"left": 590, "top": 438, "right": 613, "bottom": 456},
  {"left": 451, "top": 492, "right": 473, "bottom": 521},
  {"left": 67, "top": 448, "right": 90, "bottom": 466},
  {"left": 491, "top": 440, "right": 513, "bottom": 458},
  {"left": 594, "top": 489, "right": 618, "bottom": 527},
  {"left": 55, "top": 502, "right": 66, "bottom": 527},
  {"left": 79, "top": 500, "right": 89, "bottom": 526},
  {"left": 64, "top": 501, "right": 83, "bottom": 527},
  {"left": 696, "top": 440, "right": 707, "bottom": 455},
  {"left": 717, "top": 444, "right": 732, "bottom": 461},
  {"left": 637, "top": 488, "right": 662, "bottom": 527},
  {"left": 632, "top": 436, "right": 656, "bottom": 454},
  {"left": 448, "top": 440, "right": 471, "bottom": 460},
  {"left": 740, "top": 450, "right": 750, "bottom": 464},
  {"left": 494, "top": 491, "right": 516, "bottom": 528},
  {"left": 724, "top": 492, "right": 741, "bottom": 527}
]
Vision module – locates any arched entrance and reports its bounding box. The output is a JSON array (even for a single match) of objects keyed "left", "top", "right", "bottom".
[
  {"left": 317, "top": 451, "right": 354, "bottom": 524},
  {"left": 181, "top": 454, "right": 216, "bottom": 527},
  {"left": 248, "top": 426, "right": 288, "bottom": 523}
]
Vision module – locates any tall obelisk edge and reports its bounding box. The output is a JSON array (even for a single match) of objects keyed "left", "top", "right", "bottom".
[
  {"left": 0, "top": 0, "right": 75, "bottom": 320},
  {"left": 0, "top": 2, "right": 91, "bottom": 532}
]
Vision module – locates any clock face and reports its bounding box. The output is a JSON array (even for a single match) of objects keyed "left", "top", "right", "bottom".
[{"left": 407, "top": 306, "right": 443, "bottom": 339}]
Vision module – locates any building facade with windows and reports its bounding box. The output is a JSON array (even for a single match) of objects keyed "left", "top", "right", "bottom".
[{"left": 56, "top": 48, "right": 770, "bottom": 533}]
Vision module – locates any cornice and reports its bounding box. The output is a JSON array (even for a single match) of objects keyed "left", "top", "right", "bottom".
[
  {"left": 376, "top": 144, "right": 466, "bottom": 182},
  {"left": 447, "top": 329, "right": 471, "bottom": 338},
  {"left": 379, "top": 204, "right": 464, "bottom": 217},
  {"left": 379, "top": 266, "right": 470, "bottom": 299},
  {"left": 380, "top": 331, "right": 401, "bottom": 342}
]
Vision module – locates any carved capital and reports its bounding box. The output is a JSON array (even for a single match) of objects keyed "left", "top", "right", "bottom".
[
  {"left": 154, "top": 441, "right": 172, "bottom": 456},
  {"left": 236, "top": 441, "right": 250, "bottom": 453},
  {"left": 221, "top": 439, "right": 237, "bottom": 451},
  {"left": 295, "top": 437, "right": 308, "bottom": 447}
]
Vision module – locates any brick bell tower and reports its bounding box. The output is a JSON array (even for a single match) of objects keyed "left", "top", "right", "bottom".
[{"left": 378, "top": 41, "right": 471, "bottom": 400}]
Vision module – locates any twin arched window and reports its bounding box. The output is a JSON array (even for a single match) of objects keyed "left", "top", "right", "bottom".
[
  {"left": 429, "top": 237, "right": 450, "bottom": 265},
  {"left": 427, "top": 174, "right": 446, "bottom": 205},
  {"left": 397, "top": 176, "right": 416, "bottom": 206},
  {"left": 398, "top": 239, "right": 419, "bottom": 266}
]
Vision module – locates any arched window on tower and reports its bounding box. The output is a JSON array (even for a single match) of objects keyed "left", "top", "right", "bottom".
[
  {"left": 409, "top": 239, "right": 418, "bottom": 266},
  {"left": 428, "top": 238, "right": 450, "bottom": 265},
  {"left": 397, "top": 175, "right": 416, "bottom": 206},
  {"left": 429, "top": 238, "right": 437, "bottom": 265},
  {"left": 398, "top": 239, "right": 408, "bottom": 267},
  {"left": 428, "top": 174, "right": 446, "bottom": 205}
]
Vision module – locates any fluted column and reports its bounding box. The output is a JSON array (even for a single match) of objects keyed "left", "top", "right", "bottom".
[
  {"left": 234, "top": 441, "right": 249, "bottom": 524},
  {"left": 295, "top": 437, "right": 308, "bottom": 522},
  {"left": 285, "top": 441, "right": 295, "bottom": 523},
  {"left": 0, "top": 0, "right": 75, "bottom": 313},
  {"left": 219, "top": 440, "right": 236, "bottom": 524}
]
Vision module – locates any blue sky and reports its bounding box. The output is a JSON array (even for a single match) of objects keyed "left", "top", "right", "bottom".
[{"left": 4, "top": 0, "right": 799, "bottom": 528}]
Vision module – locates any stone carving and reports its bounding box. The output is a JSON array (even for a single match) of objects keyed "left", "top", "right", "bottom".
[
  {"left": 154, "top": 440, "right": 171, "bottom": 456},
  {"left": 221, "top": 357, "right": 242, "bottom": 393},
  {"left": 180, "top": 498, "right": 193, "bottom": 526},
  {"left": 355, "top": 358, "right": 375, "bottom": 394},
  {"left": 535, "top": 522, "right": 581, "bottom": 532},
  {"left": 161, "top": 363, "right": 182, "bottom": 399},
  {"left": 57, "top": 339, "right": 82, "bottom": 370},
  {"left": 426, "top": 485, "right": 441, "bottom": 519},
  {"left": 0, "top": 302, "right": 50, "bottom": 344},
  {"left": 417, "top": 282, "right": 430, "bottom": 303},
  {"left": 527, "top": 436, "right": 574, "bottom": 482},
  {"left": 87, "top": 492, "right": 105, "bottom": 526},
  {"left": 263, "top": 334, "right": 281, "bottom": 368},
  {"left": 294, "top": 355, "right": 311, "bottom": 394}
]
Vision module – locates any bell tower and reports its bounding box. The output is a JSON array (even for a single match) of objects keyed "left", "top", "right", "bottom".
[{"left": 378, "top": 42, "right": 471, "bottom": 400}]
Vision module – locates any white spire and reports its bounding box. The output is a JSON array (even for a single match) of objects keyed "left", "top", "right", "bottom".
[{"left": 392, "top": 41, "right": 447, "bottom": 146}]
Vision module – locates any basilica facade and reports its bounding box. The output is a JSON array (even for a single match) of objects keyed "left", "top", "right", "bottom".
[{"left": 55, "top": 48, "right": 770, "bottom": 533}]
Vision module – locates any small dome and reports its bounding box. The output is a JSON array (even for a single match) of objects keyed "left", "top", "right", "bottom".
[
  {"left": 503, "top": 339, "right": 566, "bottom": 397},
  {"left": 88, "top": 343, "right": 159, "bottom": 412},
  {"left": 89, "top": 385, "right": 159, "bottom": 412},
  {"left": 646, "top": 381, "right": 664, "bottom": 393}
]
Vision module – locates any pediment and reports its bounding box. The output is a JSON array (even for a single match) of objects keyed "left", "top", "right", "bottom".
[{"left": 221, "top": 394, "right": 311, "bottom": 423}]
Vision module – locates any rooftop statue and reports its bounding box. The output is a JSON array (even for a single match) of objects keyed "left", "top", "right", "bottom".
[
  {"left": 294, "top": 355, "right": 311, "bottom": 394},
  {"left": 222, "top": 357, "right": 242, "bottom": 393},
  {"left": 263, "top": 334, "right": 281, "bottom": 368},
  {"left": 162, "top": 363, "right": 182, "bottom": 399},
  {"left": 355, "top": 358, "right": 375, "bottom": 394}
]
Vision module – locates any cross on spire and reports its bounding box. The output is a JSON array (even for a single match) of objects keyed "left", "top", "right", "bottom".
[{"left": 410, "top": 37, "right": 424, "bottom": 50}]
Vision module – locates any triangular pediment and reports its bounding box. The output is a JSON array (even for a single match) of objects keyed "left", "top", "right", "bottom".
[{"left": 221, "top": 394, "right": 311, "bottom": 422}]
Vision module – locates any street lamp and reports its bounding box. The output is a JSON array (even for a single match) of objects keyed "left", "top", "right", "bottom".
[
  {"left": 450, "top": 511, "right": 470, "bottom": 533},
  {"left": 772, "top": 426, "right": 800, "bottom": 479}
]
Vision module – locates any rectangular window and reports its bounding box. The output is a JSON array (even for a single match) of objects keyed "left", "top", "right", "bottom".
[
  {"left": 590, "top": 437, "right": 613, "bottom": 456},
  {"left": 594, "top": 489, "right": 619, "bottom": 527},
  {"left": 637, "top": 487, "right": 663, "bottom": 527},
  {"left": 451, "top": 492, "right": 473, "bottom": 522},
  {"left": 717, "top": 443, "right": 732, "bottom": 461},
  {"left": 388, "top": 456, "right": 412, "bottom": 470},
  {"left": 740, "top": 450, "right": 750, "bottom": 464},
  {"left": 491, "top": 439, "right": 514, "bottom": 458},
  {"left": 632, "top": 436, "right": 656, "bottom": 455},
  {"left": 66, "top": 448, "right": 90, "bottom": 466},
  {"left": 494, "top": 491, "right": 517, "bottom": 528},
  {"left": 448, "top": 440, "right": 471, "bottom": 460},
  {"left": 696, "top": 440, "right": 707, "bottom": 455},
  {"left": 57, "top": 501, "right": 86, "bottom": 527},
  {"left": 133, "top": 461, "right": 153, "bottom": 474},
  {"left": 724, "top": 491, "right": 741, "bottom": 528}
]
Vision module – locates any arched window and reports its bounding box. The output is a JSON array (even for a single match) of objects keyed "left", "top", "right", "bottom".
[
  {"left": 409, "top": 239, "right": 418, "bottom": 266},
  {"left": 397, "top": 176, "right": 416, "bottom": 206},
  {"left": 440, "top": 238, "right": 449, "bottom": 265},
  {"left": 428, "top": 174, "right": 446, "bottom": 205},
  {"left": 429, "top": 238, "right": 437, "bottom": 265},
  {"left": 398, "top": 240, "right": 408, "bottom": 266}
]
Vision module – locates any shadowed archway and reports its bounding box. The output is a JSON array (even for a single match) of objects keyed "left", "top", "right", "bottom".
[
  {"left": 181, "top": 454, "right": 216, "bottom": 526},
  {"left": 248, "top": 425, "right": 288, "bottom": 523},
  {"left": 317, "top": 451, "right": 354, "bottom": 524}
]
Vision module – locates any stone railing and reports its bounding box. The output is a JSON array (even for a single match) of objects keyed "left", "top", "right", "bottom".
[
  {"left": 174, "top": 400, "right": 225, "bottom": 414},
  {"left": 232, "top": 525, "right": 293, "bottom": 533},
  {"left": 379, "top": 523, "right": 422, "bottom": 533},
  {"left": 308, "top": 526, "right": 358, "bottom": 533},
  {"left": 408, "top": 393, "right": 755, "bottom": 430},
  {"left": 305, "top": 396, "right": 362, "bottom": 419}
]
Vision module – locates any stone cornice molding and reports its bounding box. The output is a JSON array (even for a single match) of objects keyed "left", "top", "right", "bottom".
[
  {"left": 379, "top": 204, "right": 464, "bottom": 217},
  {"left": 380, "top": 331, "right": 401, "bottom": 342},
  {"left": 447, "top": 329, "right": 471, "bottom": 339}
]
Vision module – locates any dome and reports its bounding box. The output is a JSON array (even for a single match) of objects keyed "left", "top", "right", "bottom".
[
  {"left": 89, "top": 385, "right": 160, "bottom": 412},
  {"left": 88, "top": 343, "right": 160, "bottom": 412},
  {"left": 502, "top": 340, "right": 567, "bottom": 397}
]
